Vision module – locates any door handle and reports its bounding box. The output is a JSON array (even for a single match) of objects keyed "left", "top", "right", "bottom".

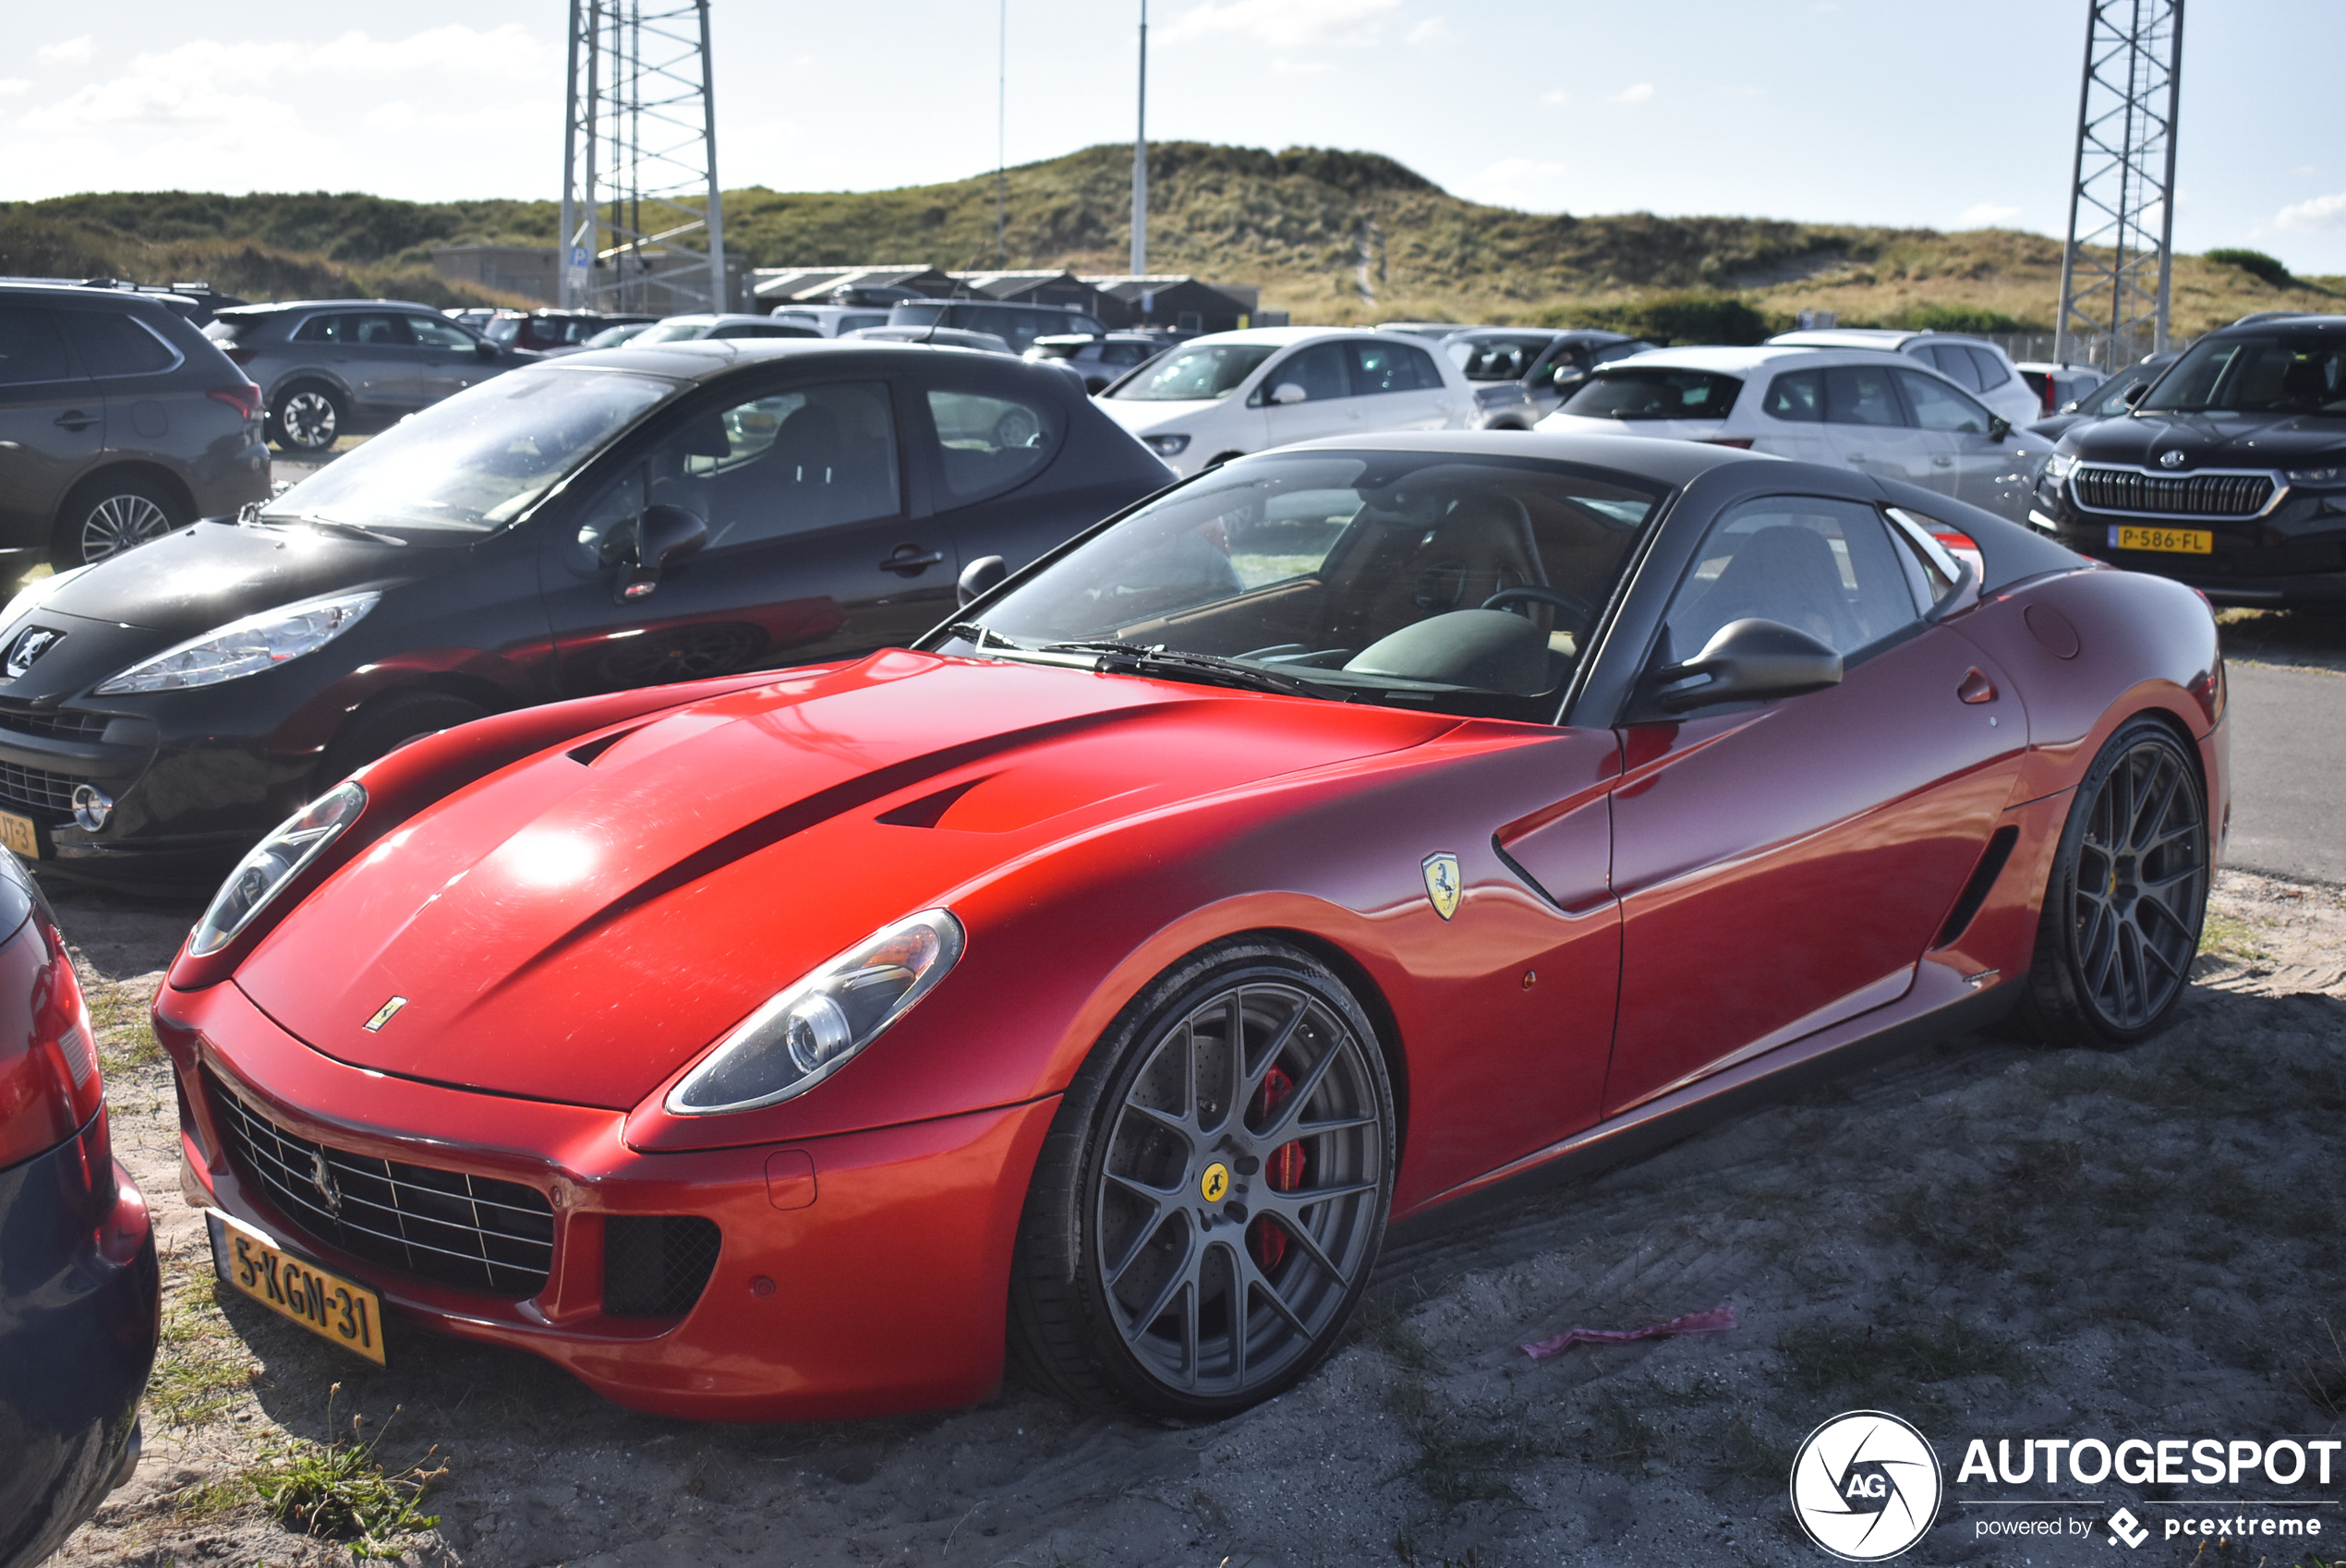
[
  {"left": 1957, "top": 669, "right": 1998, "bottom": 705},
  {"left": 53, "top": 410, "right": 97, "bottom": 431},
  {"left": 879, "top": 545, "right": 944, "bottom": 574}
]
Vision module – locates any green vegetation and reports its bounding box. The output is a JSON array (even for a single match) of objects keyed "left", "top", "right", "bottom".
[
  {"left": 6, "top": 139, "right": 2340, "bottom": 330},
  {"left": 2205, "top": 247, "right": 2296, "bottom": 289},
  {"left": 250, "top": 1392, "right": 444, "bottom": 1560},
  {"left": 148, "top": 1283, "right": 261, "bottom": 1429}
]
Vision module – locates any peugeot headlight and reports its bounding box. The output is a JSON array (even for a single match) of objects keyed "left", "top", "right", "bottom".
[
  {"left": 667, "top": 911, "right": 964, "bottom": 1115},
  {"left": 2044, "top": 452, "right": 2077, "bottom": 482},
  {"left": 94, "top": 590, "right": 380, "bottom": 694},
  {"left": 189, "top": 781, "right": 366, "bottom": 956}
]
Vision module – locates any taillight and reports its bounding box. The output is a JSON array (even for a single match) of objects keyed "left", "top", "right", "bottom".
[
  {"left": 0, "top": 916, "right": 103, "bottom": 1170},
  {"left": 2042, "top": 379, "right": 2057, "bottom": 416},
  {"left": 208, "top": 382, "right": 263, "bottom": 421}
]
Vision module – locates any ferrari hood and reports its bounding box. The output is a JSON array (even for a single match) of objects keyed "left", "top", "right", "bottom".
[{"left": 234, "top": 651, "right": 1455, "bottom": 1110}]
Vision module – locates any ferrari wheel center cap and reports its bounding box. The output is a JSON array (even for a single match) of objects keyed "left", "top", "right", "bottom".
[{"left": 1198, "top": 1162, "right": 1231, "bottom": 1203}]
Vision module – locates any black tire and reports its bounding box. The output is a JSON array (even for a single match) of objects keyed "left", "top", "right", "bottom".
[
  {"left": 53, "top": 472, "right": 189, "bottom": 566},
  {"left": 2010, "top": 717, "right": 2209, "bottom": 1046},
  {"left": 1010, "top": 938, "right": 1395, "bottom": 1418},
  {"left": 270, "top": 381, "right": 345, "bottom": 453},
  {"left": 319, "top": 691, "right": 489, "bottom": 788}
]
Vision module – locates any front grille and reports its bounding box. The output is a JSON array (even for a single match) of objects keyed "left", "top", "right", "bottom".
[
  {"left": 2073, "top": 465, "right": 2275, "bottom": 518},
  {"left": 205, "top": 1069, "right": 554, "bottom": 1298},
  {"left": 0, "top": 708, "right": 109, "bottom": 742},
  {"left": 0, "top": 759, "right": 84, "bottom": 816},
  {"left": 603, "top": 1215, "right": 722, "bottom": 1318}
]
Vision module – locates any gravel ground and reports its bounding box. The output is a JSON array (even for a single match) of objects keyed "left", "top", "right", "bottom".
[{"left": 36, "top": 615, "right": 2346, "bottom": 1568}]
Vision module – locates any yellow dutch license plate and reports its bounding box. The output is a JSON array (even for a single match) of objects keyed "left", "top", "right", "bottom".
[
  {"left": 2110, "top": 524, "right": 2212, "bottom": 554},
  {"left": 0, "top": 811, "right": 38, "bottom": 860},
  {"left": 207, "top": 1211, "right": 387, "bottom": 1366}
]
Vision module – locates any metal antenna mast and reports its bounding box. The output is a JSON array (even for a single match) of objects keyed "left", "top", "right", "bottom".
[
  {"left": 2054, "top": 0, "right": 2183, "bottom": 372},
  {"left": 1131, "top": 0, "right": 1148, "bottom": 277},
  {"left": 997, "top": 0, "right": 1008, "bottom": 266},
  {"left": 560, "top": 0, "right": 726, "bottom": 312}
]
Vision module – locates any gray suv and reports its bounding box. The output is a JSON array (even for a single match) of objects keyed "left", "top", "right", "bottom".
[
  {"left": 203, "top": 300, "right": 522, "bottom": 453},
  {"left": 0, "top": 283, "right": 271, "bottom": 567}
]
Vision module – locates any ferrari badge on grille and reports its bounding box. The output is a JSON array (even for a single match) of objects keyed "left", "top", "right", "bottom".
[
  {"left": 1421, "top": 852, "right": 1462, "bottom": 921},
  {"left": 362, "top": 996, "right": 408, "bottom": 1032}
]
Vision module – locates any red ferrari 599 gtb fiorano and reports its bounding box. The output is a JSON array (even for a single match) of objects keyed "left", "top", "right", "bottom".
[{"left": 156, "top": 432, "right": 2224, "bottom": 1421}]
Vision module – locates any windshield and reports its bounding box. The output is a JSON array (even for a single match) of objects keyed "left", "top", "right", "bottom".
[
  {"left": 1445, "top": 336, "right": 1551, "bottom": 381},
  {"left": 635, "top": 320, "right": 713, "bottom": 345},
  {"left": 1562, "top": 368, "right": 1743, "bottom": 421},
  {"left": 936, "top": 452, "right": 1663, "bottom": 721},
  {"left": 2137, "top": 333, "right": 2346, "bottom": 416},
  {"left": 261, "top": 368, "right": 676, "bottom": 535},
  {"left": 1106, "top": 344, "right": 1276, "bottom": 401}
]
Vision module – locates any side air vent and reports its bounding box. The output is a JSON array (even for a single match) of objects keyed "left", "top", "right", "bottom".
[
  {"left": 567, "top": 725, "right": 649, "bottom": 767},
  {"left": 1933, "top": 826, "right": 2020, "bottom": 949},
  {"left": 603, "top": 1215, "right": 721, "bottom": 1318}
]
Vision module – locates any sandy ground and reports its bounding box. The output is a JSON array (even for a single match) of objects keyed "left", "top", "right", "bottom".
[{"left": 35, "top": 612, "right": 2346, "bottom": 1568}]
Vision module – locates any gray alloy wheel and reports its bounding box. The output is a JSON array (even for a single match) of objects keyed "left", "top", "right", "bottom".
[
  {"left": 271, "top": 384, "right": 343, "bottom": 452},
  {"left": 1011, "top": 941, "right": 1394, "bottom": 1417},
  {"left": 64, "top": 483, "right": 180, "bottom": 566},
  {"left": 2013, "top": 717, "right": 2208, "bottom": 1045}
]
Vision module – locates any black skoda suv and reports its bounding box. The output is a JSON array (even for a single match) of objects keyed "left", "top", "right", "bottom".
[{"left": 2035, "top": 314, "right": 2346, "bottom": 606}]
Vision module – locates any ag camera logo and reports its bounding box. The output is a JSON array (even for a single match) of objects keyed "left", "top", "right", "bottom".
[{"left": 1791, "top": 1410, "right": 1943, "bottom": 1561}]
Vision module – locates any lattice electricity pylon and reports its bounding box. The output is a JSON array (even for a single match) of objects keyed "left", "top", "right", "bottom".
[
  {"left": 559, "top": 0, "right": 726, "bottom": 313},
  {"left": 2054, "top": 0, "right": 2183, "bottom": 372}
]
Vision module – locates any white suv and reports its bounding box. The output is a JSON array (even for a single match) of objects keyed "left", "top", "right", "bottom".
[
  {"left": 1094, "top": 326, "right": 1473, "bottom": 476},
  {"left": 1763, "top": 328, "right": 2041, "bottom": 429},
  {"left": 1536, "top": 344, "right": 2054, "bottom": 524}
]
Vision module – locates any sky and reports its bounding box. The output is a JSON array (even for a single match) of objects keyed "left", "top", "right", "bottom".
[{"left": 6, "top": 0, "right": 2344, "bottom": 275}]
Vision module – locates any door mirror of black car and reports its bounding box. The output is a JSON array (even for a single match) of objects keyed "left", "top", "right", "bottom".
[
  {"left": 1269, "top": 382, "right": 1309, "bottom": 405},
  {"left": 1988, "top": 414, "right": 2012, "bottom": 441},
  {"left": 615, "top": 505, "right": 707, "bottom": 604},
  {"left": 2122, "top": 380, "right": 2149, "bottom": 407},
  {"left": 956, "top": 554, "right": 1008, "bottom": 609},
  {"left": 475, "top": 341, "right": 500, "bottom": 361},
  {"left": 1651, "top": 618, "right": 1844, "bottom": 712}
]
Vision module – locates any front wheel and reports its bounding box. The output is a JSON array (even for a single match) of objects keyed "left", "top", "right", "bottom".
[
  {"left": 2011, "top": 717, "right": 2209, "bottom": 1045},
  {"left": 1010, "top": 940, "right": 1394, "bottom": 1418}
]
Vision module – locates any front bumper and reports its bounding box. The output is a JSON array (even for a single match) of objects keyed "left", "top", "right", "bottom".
[
  {"left": 0, "top": 1115, "right": 160, "bottom": 1568},
  {"left": 2041, "top": 479, "right": 2346, "bottom": 606},
  {"left": 157, "top": 978, "right": 1058, "bottom": 1422}
]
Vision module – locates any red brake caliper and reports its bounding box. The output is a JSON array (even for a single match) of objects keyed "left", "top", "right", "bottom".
[{"left": 1249, "top": 1066, "right": 1307, "bottom": 1272}]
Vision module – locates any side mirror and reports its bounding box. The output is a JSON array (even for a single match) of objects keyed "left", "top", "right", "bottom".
[
  {"left": 1269, "top": 382, "right": 1309, "bottom": 405},
  {"left": 475, "top": 342, "right": 499, "bottom": 361},
  {"left": 1988, "top": 414, "right": 2012, "bottom": 441},
  {"left": 2122, "top": 380, "right": 2149, "bottom": 407},
  {"left": 1552, "top": 365, "right": 1585, "bottom": 392},
  {"left": 615, "top": 504, "right": 707, "bottom": 604},
  {"left": 956, "top": 554, "right": 1008, "bottom": 608},
  {"left": 1652, "top": 618, "right": 1843, "bottom": 712}
]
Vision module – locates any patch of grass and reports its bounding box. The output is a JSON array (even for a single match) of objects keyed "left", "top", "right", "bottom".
[
  {"left": 2199, "top": 911, "right": 2272, "bottom": 962},
  {"left": 148, "top": 1283, "right": 260, "bottom": 1429},
  {"left": 88, "top": 977, "right": 163, "bottom": 1074},
  {"left": 249, "top": 1391, "right": 444, "bottom": 1560},
  {"left": 171, "top": 1476, "right": 253, "bottom": 1523}
]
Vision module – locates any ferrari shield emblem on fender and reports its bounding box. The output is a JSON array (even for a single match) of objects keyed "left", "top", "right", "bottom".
[{"left": 1421, "top": 852, "right": 1463, "bottom": 921}]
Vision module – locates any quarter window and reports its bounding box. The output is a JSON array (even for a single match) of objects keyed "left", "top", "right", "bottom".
[
  {"left": 1659, "top": 495, "right": 1922, "bottom": 668},
  {"left": 926, "top": 386, "right": 1056, "bottom": 502},
  {"left": 646, "top": 381, "right": 901, "bottom": 547},
  {"left": 1965, "top": 346, "right": 2011, "bottom": 390}
]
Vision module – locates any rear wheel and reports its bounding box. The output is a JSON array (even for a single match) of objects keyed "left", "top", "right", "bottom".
[
  {"left": 270, "top": 382, "right": 345, "bottom": 453},
  {"left": 1010, "top": 939, "right": 1394, "bottom": 1418},
  {"left": 2012, "top": 718, "right": 2208, "bottom": 1045},
  {"left": 53, "top": 473, "right": 188, "bottom": 566},
  {"left": 319, "top": 691, "right": 489, "bottom": 788}
]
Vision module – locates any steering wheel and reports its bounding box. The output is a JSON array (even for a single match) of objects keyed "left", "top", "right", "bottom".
[{"left": 1482, "top": 584, "right": 1594, "bottom": 632}]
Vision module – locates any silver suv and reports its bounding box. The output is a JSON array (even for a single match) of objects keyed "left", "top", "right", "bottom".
[
  {"left": 0, "top": 283, "right": 270, "bottom": 566},
  {"left": 203, "top": 300, "right": 522, "bottom": 453}
]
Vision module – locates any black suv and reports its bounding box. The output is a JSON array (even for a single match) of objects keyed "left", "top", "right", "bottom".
[
  {"left": 0, "top": 283, "right": 270, "bottom": 568},
  {"left": 2038, "top": 314, "right": 2346, "bottom": 605}
]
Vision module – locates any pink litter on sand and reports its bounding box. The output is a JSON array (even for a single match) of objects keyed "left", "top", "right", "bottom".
[{"left": 1519, "top": 1304, "right": 1736, "bottom": 1361}]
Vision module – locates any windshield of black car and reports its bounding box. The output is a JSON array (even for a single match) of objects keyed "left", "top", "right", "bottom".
[
  {"left": 2136, "top": 333, "right": 2346, "bottom": 416},
  {"left": 1561, "top": 368, "right": 1743, "bottom": 420},
  {"left": 1106, "top": 344, "right": 1276, "bottom": 400},
  {"left": 1445, "top": 336, "right": 1552, "bottom": 381},
  {"left": 935, "top": 452, "right": 1663, "bottom": 721},
  {"left": 260, "top": 368, "right": 676, "bottom": 535}
]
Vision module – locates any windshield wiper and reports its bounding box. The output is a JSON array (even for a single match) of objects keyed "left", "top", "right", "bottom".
[{"left": 1040, "top": 640, "right": 1343, "bottom": 699}]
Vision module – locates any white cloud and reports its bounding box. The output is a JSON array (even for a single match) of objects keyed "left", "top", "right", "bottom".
[
  {"left": 1406, "top": 16, "right": 1452, "bottom": 45},
  {"left": 1161, "top": 0, "right": 1401, "bottom": 49},
  {"left": 1608, "top": 82, "right": 1655, "bottom": 104},
  {"left": 2277, "top": 191, "right": 2346, "bottom": 232},
  {"left": 35, "top": 36, "right": 93, "bottom": 66},
  {"left": 1541, "top": 88, "right": 1568, "bottom": 106},
  {"left": 0, "top": 78, "right": 29, "bottom": 96},
  {"left": 1960, "top": 202, "right": 2022, "bottom": 225}
]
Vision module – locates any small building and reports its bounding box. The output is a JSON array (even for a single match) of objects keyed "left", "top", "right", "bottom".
[
  {"left": 751, "top": 265, "right": 957, "bottom": 304},
  {"left": 1080, "top": 275, "right": 1259, "bottom": 334},
  {"left": 947, "top": 270, "right": 1116, "bottom": 318},
  {"left": 431, "top": 245, "right": 560, "bottom": 305}
]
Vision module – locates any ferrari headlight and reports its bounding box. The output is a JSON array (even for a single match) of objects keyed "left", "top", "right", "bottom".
[
  {"left": 666, "top": 910, "right": 964, "bottom": 1115},
  {"left": 189, "top": 781, "right": 366, "bottom": 956},
  {"left": 94, "top": 590, "right": 380, "bottom": 694}
]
